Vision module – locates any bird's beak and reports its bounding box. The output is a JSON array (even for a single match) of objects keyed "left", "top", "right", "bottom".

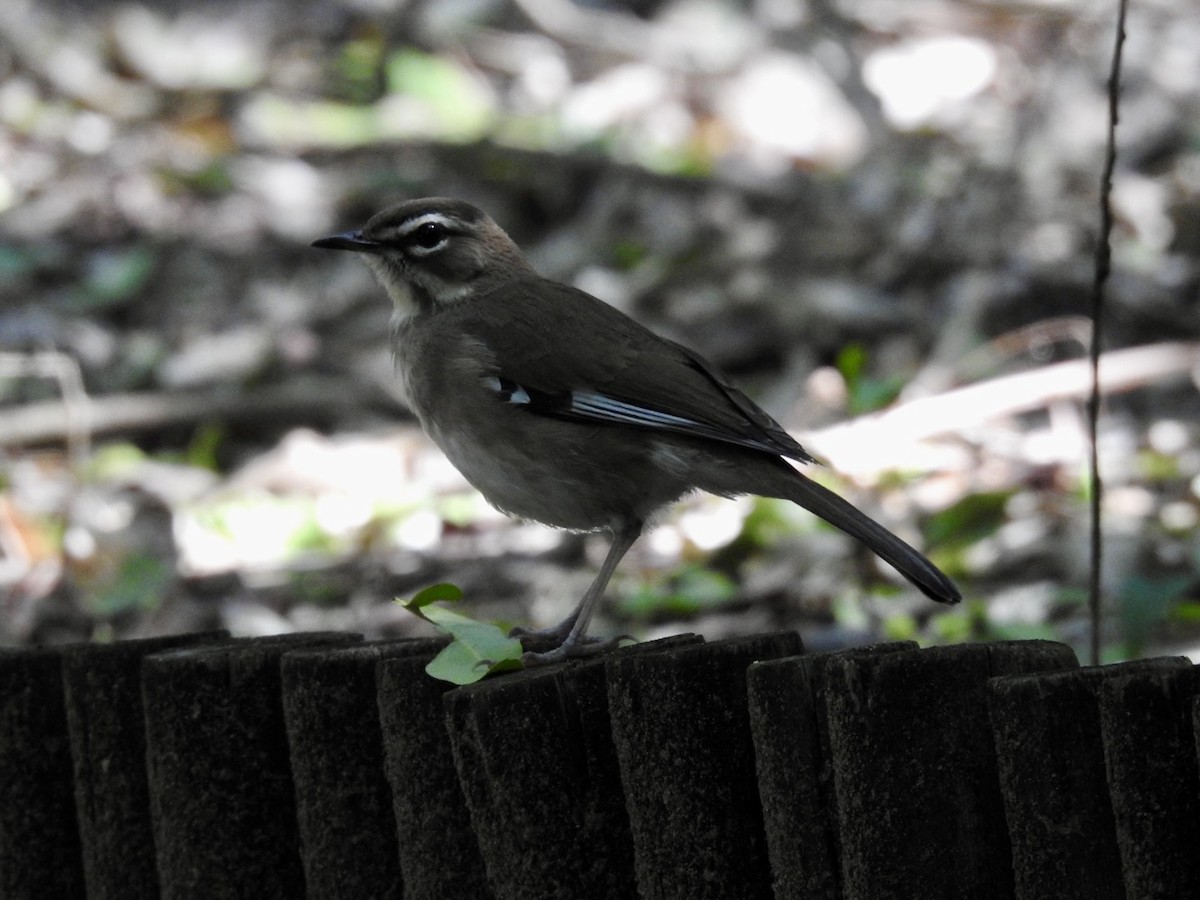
[{"left": 311, "top": 230, "right": 383, "bottom": 253}]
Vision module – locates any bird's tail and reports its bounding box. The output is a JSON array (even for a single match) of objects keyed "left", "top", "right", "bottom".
[
  {"left": 700, "top": 456, "right": 961, "bottom": 605},
  {"left": 779, "top": 471, "right": 960, "bottom": 604}
]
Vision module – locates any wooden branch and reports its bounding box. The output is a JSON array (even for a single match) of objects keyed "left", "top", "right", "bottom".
[
  {"left": 0, "top": 377, "right": 383, "bottom": 448},
  {"left": 804, "top": 341, "right": 1200, "bottom": 478}
]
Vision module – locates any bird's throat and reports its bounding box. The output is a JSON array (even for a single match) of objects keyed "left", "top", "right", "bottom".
[{"left": 363, "top": 257, "right": 428, "bottom": 321}]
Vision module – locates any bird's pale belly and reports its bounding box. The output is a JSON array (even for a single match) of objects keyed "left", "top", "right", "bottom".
[{"left": 425, "top": 412, "right": 687, "bottom": 531}]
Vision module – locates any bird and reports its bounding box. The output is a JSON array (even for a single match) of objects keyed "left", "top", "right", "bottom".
[{"left": 312, "top": 197, "right": 960, "bottom": 663}]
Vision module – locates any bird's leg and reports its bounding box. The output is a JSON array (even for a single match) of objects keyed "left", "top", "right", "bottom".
[{"left": 519, "top": 519, "right": 643, "bottom": 665}]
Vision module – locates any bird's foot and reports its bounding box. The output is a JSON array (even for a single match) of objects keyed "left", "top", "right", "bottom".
[
  {"left": 508, "top": 619, "right": 576, "bottom": 645},
  {"left": 520, "top": 634, "right": 631, "bottom": 667}
]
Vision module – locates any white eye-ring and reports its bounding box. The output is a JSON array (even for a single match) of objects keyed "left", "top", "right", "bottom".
[{"left": 408, "top": 221, "right": 448, "bottom": 254}]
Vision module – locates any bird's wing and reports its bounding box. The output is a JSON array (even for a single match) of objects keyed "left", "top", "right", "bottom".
[{"left": 454, "top": 279, "right": 816, "bottom": 463}]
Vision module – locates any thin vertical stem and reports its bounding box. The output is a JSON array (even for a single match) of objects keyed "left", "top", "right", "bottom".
[{"left": 1089, "top": 0, "right": 1128, "bottom": 665}]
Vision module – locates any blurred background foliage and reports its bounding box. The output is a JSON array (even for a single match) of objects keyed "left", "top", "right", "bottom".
[{"left": 0, "top": 0, "right": 1198, "bottom": 661}]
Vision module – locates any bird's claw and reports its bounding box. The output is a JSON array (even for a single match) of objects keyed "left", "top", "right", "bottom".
[{"left": 520, "top": 634, "right": 634, "bottom": 667}]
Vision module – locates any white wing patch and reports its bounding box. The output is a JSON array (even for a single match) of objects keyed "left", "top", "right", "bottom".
[
  {"left": 480, "top": 377, "right": 791, "bottom": 457},
  {"left": 567, "top": 390, "right": 701, "bottom": 430},
  {"left": 483, "top": 375, "right": 532, "bottom": 405}
]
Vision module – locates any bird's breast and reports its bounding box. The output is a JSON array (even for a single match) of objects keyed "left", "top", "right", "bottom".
[{"left": 391, "top": 319, "right": 696, "bottom": 530}]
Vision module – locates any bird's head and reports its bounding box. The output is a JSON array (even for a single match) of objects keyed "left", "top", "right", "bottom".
[{"left": 312, "top": 198, "right": 533, "bottom": 314}]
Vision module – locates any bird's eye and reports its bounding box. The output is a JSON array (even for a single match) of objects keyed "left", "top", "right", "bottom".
[{"left": 412, "top": 222, "right": 447, "bottom": 250}]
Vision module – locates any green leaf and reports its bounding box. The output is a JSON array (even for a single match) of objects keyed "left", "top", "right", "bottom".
[
  {"left": 404, "top": 581, "right": 464, "bottom": 611},
  {"left": 400, "top": 584, "right": 523, "bottom": 684},
  {"left": 426, "top": 637, "right": 523, "bottom": 686}
]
